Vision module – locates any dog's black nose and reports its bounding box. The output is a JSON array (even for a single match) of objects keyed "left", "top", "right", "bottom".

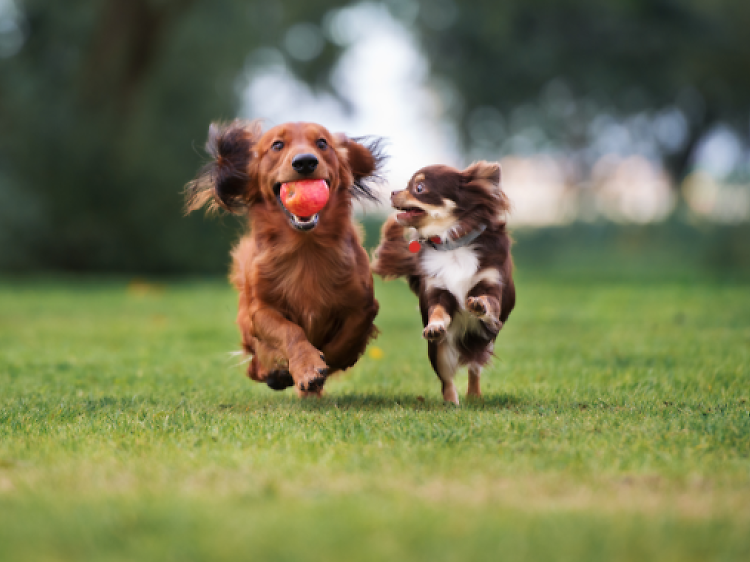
[{"left": 292, "top": 153, "right": 319, "bottom": 175}]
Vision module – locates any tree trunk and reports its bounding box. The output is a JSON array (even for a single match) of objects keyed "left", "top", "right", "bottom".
[{"left": 80, "top": 0, "right": 194, "bottom": 116}]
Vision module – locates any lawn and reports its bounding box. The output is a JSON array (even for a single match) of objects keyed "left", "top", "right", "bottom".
[{"left": 0, "top": 273, "right": 749, "bottom": 561}]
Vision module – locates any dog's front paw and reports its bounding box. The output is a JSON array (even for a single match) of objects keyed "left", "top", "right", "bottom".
[
  {"left": 297, "top": 367, "right": 328, "bottom": 393},
  {"left": 467, "top": 296, "right": 503, "bottom": 332},
  {"left": 467, "top": 296, "right": 488, "bottom": 317},
  {"left": 290, "top": 351, "right": 329, "bottom": 393},
  {"left": 423, "top": 322, "right": 447, "bottom": 342},
  {"left": 265, "top": 369, "right": 294, "bottom": 391}
]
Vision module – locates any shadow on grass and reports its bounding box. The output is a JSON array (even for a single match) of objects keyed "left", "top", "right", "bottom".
[
  {"left": 3, "top": 391, "right": 548, "bottom": 417},
  {"left": 288, "top": 392, "right": 527, "bottom": 411}
]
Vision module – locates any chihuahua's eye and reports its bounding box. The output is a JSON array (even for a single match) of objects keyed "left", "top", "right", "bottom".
[
  {"left": 316, "top": 138, "right": 328, "bottom": 150},
  {"left": 271, "top": 141, "right": 284, "bottom": 151},
  {"left": 415, "top": 182, "right": 425, "bottom": 193}
]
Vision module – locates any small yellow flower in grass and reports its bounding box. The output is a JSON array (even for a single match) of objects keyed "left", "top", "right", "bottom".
[
  {"left": 368, "top": 346, "right": 384, "bottom": 360},
  {"left": 127, "top": 278, "right": 164, "bottom": 297}
]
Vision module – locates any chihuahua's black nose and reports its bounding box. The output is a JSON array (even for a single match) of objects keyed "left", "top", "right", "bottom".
[{"left": 292, "top": 153, "right": 319, "bottom": 175}]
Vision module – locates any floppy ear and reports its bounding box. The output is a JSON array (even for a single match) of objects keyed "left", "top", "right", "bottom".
[
  {"left": 185, "top": 119, "right": 262, "bottom": 213},
  {"left": 462, "top": 160, "right": 510, "bottom": 213},
  {"left": 335, "top": 135, "right": 387, "bottom": 201}
]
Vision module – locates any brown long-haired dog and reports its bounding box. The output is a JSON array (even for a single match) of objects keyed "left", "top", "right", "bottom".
[
  {"left": 373, "top": 162, "right": 515, "bottom": 404},
  {"left": 186, "top": 120, "right": 384, "bottom": 397}
]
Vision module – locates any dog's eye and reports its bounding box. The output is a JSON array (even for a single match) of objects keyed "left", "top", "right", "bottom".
[
  {"left": 316, "top": 138, "right": 328, "bottom": 150},
  {"left": 415, "top": 182, "right": 426, "bottom": 193},
  {"left": 271, "top": 141, "right": 284, "bottom": 151}
]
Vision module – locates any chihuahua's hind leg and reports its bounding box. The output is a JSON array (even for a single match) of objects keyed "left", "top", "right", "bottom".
[
  {"left": 467, "top": 364, "right": 482, "bottom": 399},
  {"left": 429, "top": 340, "right": 461, "bottom": 405}
]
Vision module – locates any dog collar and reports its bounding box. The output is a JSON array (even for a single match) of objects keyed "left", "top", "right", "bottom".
[{"left": 408, "top": 224, "right": 487, "bottom": 253}]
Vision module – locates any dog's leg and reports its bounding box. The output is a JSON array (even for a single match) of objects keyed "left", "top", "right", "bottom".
[
  {"left": 252, "top": 307, "right": 329, "bottom": 393},
  {"left": 422, "top": 286, "right": 458, "bottom": 343},
  {"left": 466, "top": 295, "right": 503, "bottom": 332},
  {"left": 422, "top": 288, "right": 460, "bottom": 404},
  {"left": 466, "top": 279, "right": 503, "bottom": 334},
  {"left": 243, "top": 337, "right": 294, "bottom": 390},
  {"left": 256, "top": 341, "right": 294, "bottom": 390},
  {"left": 423, "top": 304, "right": 451, "bottom": 342},
  {"left": 321, "top": 300, "right": 379, "bottom": 371},
  {"left": 467, "top": 364, "right": 482, "bottom": 399},
  {"left": 429, "top": 340, "right": 460, "bottom": 405}
]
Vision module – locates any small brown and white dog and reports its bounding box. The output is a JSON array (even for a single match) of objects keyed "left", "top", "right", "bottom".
[
  {"left": 186, "top": 120, "right": 384, "bottom": 397},
  {"left": 372, "top": 162, "right": 515, "bottom": 404}
]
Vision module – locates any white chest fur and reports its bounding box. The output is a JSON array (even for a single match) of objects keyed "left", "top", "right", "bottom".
[{"left": 420, "top": 245, "right": 479, "bottom": 307}]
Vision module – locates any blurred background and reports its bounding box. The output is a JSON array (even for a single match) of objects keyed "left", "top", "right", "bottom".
[{"left": 1, "top": 0, "right": 748, "bottom": 278}]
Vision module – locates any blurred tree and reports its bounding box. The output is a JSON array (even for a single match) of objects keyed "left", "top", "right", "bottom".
[
  {"left": 394, "top": 0, "right": 750, "bottom": 185},
  {"left": 0, "top": 0, "right": 345, "bottom": 272},
  {"left": 2, "top": 0, "right": 748, "bottom": 272}
]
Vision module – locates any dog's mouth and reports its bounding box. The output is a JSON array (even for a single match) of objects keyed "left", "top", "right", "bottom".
[
  {"left": 274, "top": 181, "right": 329, "bottom": 232},
  {"left": 395, "top": 206, "right": 427, "bottom": 223}
]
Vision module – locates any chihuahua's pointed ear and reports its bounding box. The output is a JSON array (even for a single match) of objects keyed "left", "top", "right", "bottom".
[
  {"left": 335, "top": 134, "right": 387, "bottom": 201},
  {"left": 463, "top": 160, "right": 501, "bottom": 187},
  {"left": 462, "top": 160, "right": 510, "bottom": 213},
  {"left": 185, "top": 119, "right": 263, "bottom": 214}
]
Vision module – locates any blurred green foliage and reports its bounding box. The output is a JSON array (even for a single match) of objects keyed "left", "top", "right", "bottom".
[
  {"left": 0, "top": 0, "right": 748, "bottom": 273},
  {"left": 0, "top": 0, "right": 345, "bottom": 273},
  {"left": 401, "top": 0, "right": 750, "bottom": 181}
]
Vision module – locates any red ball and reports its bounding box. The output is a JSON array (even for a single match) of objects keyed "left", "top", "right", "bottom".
[{"left": 280, "top": 179, "right": 329, "bottom": 217}]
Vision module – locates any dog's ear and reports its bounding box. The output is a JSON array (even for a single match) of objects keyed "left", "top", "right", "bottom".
[
  {"left": 335, "top": 134, "right": 387, "bottom": 201},
  {"left": 463, "top": 160, "right": 501, "bottom": 187},
  {"left": 462, "top": 160, "right": 510, "bottom": 213},
  {"left": 185, "top": 120, "right": 262, "bottom": 214}
]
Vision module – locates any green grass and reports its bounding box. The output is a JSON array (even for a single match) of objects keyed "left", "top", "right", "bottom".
[{"left": 1, "top": 274, "right": 749, "bottom": 561}]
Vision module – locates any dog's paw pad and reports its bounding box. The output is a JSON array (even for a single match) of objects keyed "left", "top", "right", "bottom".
[
  {"left": 423, "top": 323, "right": 446, "bottom": 342},
  {"left": 265, "top": 370, "right": 294, "bottom": 391},
  {"left": 467, "top": 297, "right": 487, "bottom": 317},
  {"left": 299, "top": 374, "right": 326, "bottom": 393},
  {"left": 310, "top": 376, "right": 326, "bottom": 392}
]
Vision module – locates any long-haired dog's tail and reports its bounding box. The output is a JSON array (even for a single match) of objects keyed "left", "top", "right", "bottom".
[
  {"left": 185, "top": 119, "right": 262, "bottom": 213},
  {"left": 371, "top": 215, "right": 419, "bottom": 280}
]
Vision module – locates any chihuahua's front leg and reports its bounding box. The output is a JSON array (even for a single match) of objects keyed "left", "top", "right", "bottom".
[
  {"left": 421, "top": 287, "right": 457, "bottom": 342},
  {"left": 466, "top": 278, "right": 504, "bottom": 334}
]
